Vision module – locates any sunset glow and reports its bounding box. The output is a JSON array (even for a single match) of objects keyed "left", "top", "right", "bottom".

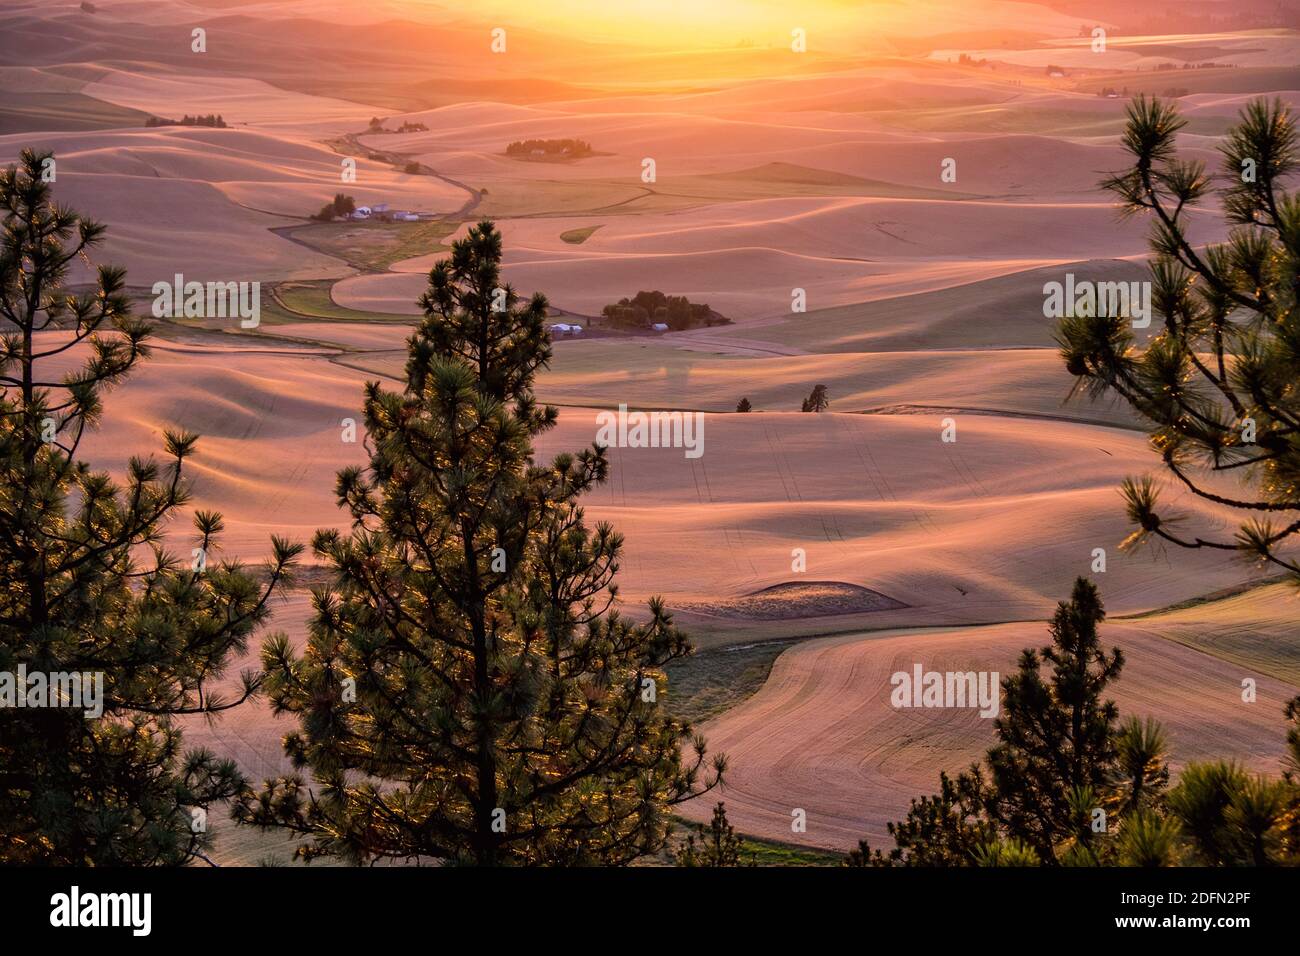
[{"left": 1, "top": 0, "right": 1298, "bottom": 921}]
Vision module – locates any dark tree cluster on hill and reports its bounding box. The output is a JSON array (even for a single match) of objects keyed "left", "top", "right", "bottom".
[
  {"left": 369, "top": 118, "right": 428, "bottom": 133},
  {"left": 309, "top": 193, "right": 356, "bottom": 221},
  {"left": 601, "top": 290, "right": 730, "bottom": 331},
  {"left": 505, "top": 138, "right": 593, "bottom": 159},
  {"left": 736, "top": 397, "right": 752, "bottom": 413},
  {"left": 145, "top": 114, "right": 227, "bottom": 128},
  {"left": 0, "top": 150, "right": 299, "bottom": 864},
  {"left": 1154, "top": 62, "right": 1237, "bottom": 72},
  {"left": 801, "top": 384, "right": 829, "bottom": 412}
]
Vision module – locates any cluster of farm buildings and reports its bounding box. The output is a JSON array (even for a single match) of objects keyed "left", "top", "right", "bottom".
[{"left": 350, "top": 202, "right": 434, "bottom": 222}]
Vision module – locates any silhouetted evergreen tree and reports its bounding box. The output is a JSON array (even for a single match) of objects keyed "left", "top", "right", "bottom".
[
  {"left": 675, "top": 802, "right": 753, "bottom": 866},
  {"left": 801, "top": 384, "right": 829, "bottom": 412},
  {"left": 855, "top": 578, "right": 1172, "bottom": 866},
  {"left": 0, "top": 149, "right": 299, "bottom": 864},
  {"left": 238, "top": 221, "right": 723, "bottom": 865},
  {"left": 847, "top": 769, "right": 993, "bottom": 866},
  {"left": 984, "top": 578, "right": 1125, "bottom": 862}
]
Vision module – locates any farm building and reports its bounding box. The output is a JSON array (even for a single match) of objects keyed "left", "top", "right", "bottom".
[{"left": 348, "top": 203, "right": 424, "bottom": 222}]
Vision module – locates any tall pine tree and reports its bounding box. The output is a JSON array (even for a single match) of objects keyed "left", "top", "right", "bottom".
[
  {"left": 239, "top": 221, "right": 723, "bottom": 865},
  {"left": 984, "top": 577, "right": 1125, "bottom": 862},
  {"left": 0, "top": 149, "right": 300, "bottom": 864},
  {"left": 855, "top": 578, "right": 1162, "bottom": 866}
]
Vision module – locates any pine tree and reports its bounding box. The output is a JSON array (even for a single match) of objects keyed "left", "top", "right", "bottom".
[
  {"left": 0, "top": 149, "right": 299, "bottom": 864},
  {"left": 736, "top": 397, "right": 752, "bottom": 413},
  {"left": 984, "top": 578, "right": 1126, "bottom": 862},
  {"left": 675, "top": 802, "right": 753, "bottom": 867},
  {"left": 1111, "top": 716, "right": 1170, "bottom": 816},
  {"left": 1057, "top": 97, "right": 1299, "bottom": 578},
  {"left": 1168, "top": 762, "right": 1294, "bottom": 865},
  {"left": 1166, "top": 761, "right": 1248, "bottom": 865},
  {"left": 971, "top": 837, "right": 1041, "bottom": 866},
  {"left": 857, "top": 578, "right": 1159, "bottom": 866},
  {"left": 238, "top": 220, "right": 723, "bottom": 865},
  {"left": 801, "top": 384, "right": 829, "bottom": 413},
  {"left": 1057, "top": 94, "right": 1300, "bottom": 864},
  {"left": 846, "top": 768, "right": 993, "bottom": 866},
  {"left": 1115, "top": 810, "right": 1184, "bottom": 866}
]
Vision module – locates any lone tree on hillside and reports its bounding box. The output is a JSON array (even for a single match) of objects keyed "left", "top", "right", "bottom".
[
  {"left": 736, "top": 397, "right": 752, "bottom": 413},
  {"left": 1057, "top": 97, "right": 1300, "bottom": 580},
  {"left": 0, "top": 149, "right": 300, "bottom": 865},
  {"left": 801, "top": 384, "right": 829, "bottom": 412},
  {"left": 237, "top": 220, "right": 724, "bottom": 866}
]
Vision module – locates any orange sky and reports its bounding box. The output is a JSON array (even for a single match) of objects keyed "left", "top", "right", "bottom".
[
  {"left": 501, "top": 0, "right": 859, "bottom": 45},
  {"left": 403, "top": 0, "right": 935, "bottom": 50}
]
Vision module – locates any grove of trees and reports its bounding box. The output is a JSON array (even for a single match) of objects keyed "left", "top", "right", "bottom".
[
  {"left": 145, "top": 114, "right": 227, "bottom": 128},
  {"left": 601, "top": 290, "right": 729, "bottom": 331},
  {"left": 505, "top": 138, "right": 593, "bottom": 159},
  {"left": 310, "top": 193, "right": 357, "bottom": 222}
]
